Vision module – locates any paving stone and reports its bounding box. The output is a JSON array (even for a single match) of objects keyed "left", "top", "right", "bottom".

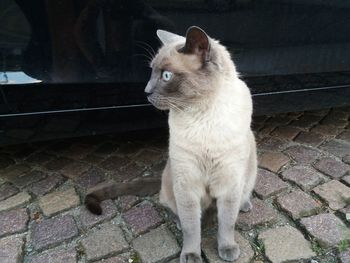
[
  {"left": 330, "top": 106, "right": 349, "bottom": 116},
  {"left": 39, "top": 188, "right": 80, "bottom": 216},
  {"left": 134, "top": 149, "right": 163, "bottom": 166},
  {"left": 0, "top": 184, "right": 19, "bottom": 201},
  {"left": 254, "top": 169, "right": 289, "bottom": 199},
  {"left": 300, "top": 213, "right": 350, "bottom": 248},
  {"left": 253, "top": 115, "right": 269, "bottom": 124},
  {"left": 320, "top": 140, "right": 350, "bottom": 158},
  {"left": 0, "top": 153, "right": 15, "bottom": 169},
  {"left": 31, "top": 214, "right": 78, "bottom": 250},
  {"left": 237, "top": 199, "right": 278, "bottom": 230},
  {"left": 339, "top": 247, "right": 350, "bottom": 263},
  {"left": 313, "top": 180, "right": 350, "bottom": 210},
  {"left": 118, "top": 195, "right": 139, "bottom": 212},
  {"left": 258, "top": 225, "right": 315, "bottom": 263},
  {"left": 0, "top": 192, "right": 31, "bottom": 212},
  {"left": 28, "top": 174, "right": 65, "bottom": 196},
  {"left": 61, "top": 144, "right": 94, "bottom": 160},
  {"left": 343, "top": 175, "right": 350, "bottom": 186},
  {"left": 100, "top": 156, "right": 130, "bottom": 171},
  {"left": 79, "top": 200, "right": 118, "bottom": 228},
  {"left": 26, "top": 151, "right": 54, "bottom": 165},
  {"left": 81, "top": 223, "right": 128, "bottom": 261},
  {"left": 0, "top": 235, "right": 24, "bottom": 263},
  {"left": 2, "top": 164, "right": 31, "bottom": 181},
  {"left": 74, "top": 166, "right": 105, "bottom": 189},
  {"left": 123, "top": 202, "right": 163, "bottom": 235},
  {"left": 258, "top": 152, "right": 290, "bottom": 173},
  {"left": 117, "top": 142, "right": 143, "bottom": 156},
  {"left": 258, "top": 124, "right": 276, "bottom": 137},
  {"left": 27, "top": 247, "right": 77, "bottom": 263},
  {"left": 281, "top": 166, "right": 324, "bottom": 190},
  {"left": 82, "top": 153, "right": 105, "bottom": 165},
  {"left": 322, "top": 117, "right": 348, "bottom": 128},
  {"left": 132, "top": 225, "right": 180, "bottom": 263},
  {"left": 344, "top": 155, "right": 350, "bottom": 165},
  {"left": 304, "top": 109, "right": 329, "bottom": 116},
  {"left": 271, "top": 126, "right": 301, "bottom": 140},
  {"left": 284, "top": 145, "right": 320, "bottom": 164},
  {"left": 258, "top": 137, "right": 289, "bottom": 151},
  {"left": 45, "top": 157, "right": 74, "bottom": 171},
  {"left": 10, "top": 170, "right": 46, "bottom": 189},
  {"left": 60, "top": 161, "right": 91, "bottom": 179},
  {"left": 202, "top": 231, "right": 254, "bottom": 263},
  {"left": 294, "top": 131, "right": 326, "bottom": 147},
  {"left": 291, "top": 114, "right": 322, "bottom": 129},
  {"left": 0, "top": 208, "right": 29, "bottom": 237},
  {"left": 112, "top": 163, "right": 145, "bottom": 182},
  {"left": 339, "top": 205, "right": 350, "bottom": 222},
  {"left": 276, "top": 190, "right": 321, "bottom": 219},
  {"left": 94, "top": 255, "right": 130, "bottom": 263},
  {"left": 266, "top": 115, "right": 292, "bottom": 125},
  {"left": 314, "top": 157, "right": 350, "bottom": 179},
  {"left": 312, "top": 124, "right": 342, "bottom": 136},
  {"left": 337, "top": 130, "right": 350, "bottom": 142}
]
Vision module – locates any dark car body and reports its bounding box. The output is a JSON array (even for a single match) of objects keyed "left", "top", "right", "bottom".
[{"left": 1, "top": 0, "right": 350, "bottom": 145}]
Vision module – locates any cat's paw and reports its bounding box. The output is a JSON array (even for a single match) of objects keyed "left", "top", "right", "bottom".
[
  {"left": 180, "top": 252, "right": 202, "bottom": 263},
  {"left": 218, "top": 244, "right": 240, "bottom": 262},
  {"left": 240, "top": 200, "right": 252, "bottom": 212}
]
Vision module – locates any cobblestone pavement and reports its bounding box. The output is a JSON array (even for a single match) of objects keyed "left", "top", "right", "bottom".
[{"left": 1, "top": 107, "right": 350, "bottom": 263}]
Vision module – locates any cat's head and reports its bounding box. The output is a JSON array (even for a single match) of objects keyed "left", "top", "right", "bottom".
[{"left": 145, "top": 26, "right": 235, "bottom": 111}]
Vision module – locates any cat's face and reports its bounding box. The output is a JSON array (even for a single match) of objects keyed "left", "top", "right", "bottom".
[{"left": 145, "top": 26, "right": 212, "bottom": 110}]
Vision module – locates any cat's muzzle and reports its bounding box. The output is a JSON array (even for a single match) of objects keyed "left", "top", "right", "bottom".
[{"left": 147, "top": 94, "right": 169, "bottom": 110}]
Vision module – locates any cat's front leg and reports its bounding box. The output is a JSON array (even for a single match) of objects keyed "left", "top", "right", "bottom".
[
  {"left": 175, "top": 189, "right": 202, "bottom": 263},
  {"left": 217, "top": 189, "right": 242, "bottom": 262},
  {"left": 173, "top": 170, "right": 203, "bottom": 263}
]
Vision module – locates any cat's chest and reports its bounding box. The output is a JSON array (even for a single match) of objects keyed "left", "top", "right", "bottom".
[{"left": 170, "top": 113, "right": 248, "bottom": 156}]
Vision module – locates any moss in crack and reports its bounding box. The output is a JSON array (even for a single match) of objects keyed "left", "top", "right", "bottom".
[
  {"left": 251, "top": 237, "right": 267, "bottom": 262},
  {"left": 338, "top": 239, "right": 349, "bottom": 252},
  {"left": 129, "top": 252, "right": 141, "bottom": 263},
  {"left": 341, "top": 196, "right": 350, "bottom": 206},
  {"left": 311, "top": 240, "right": 324, "bottom": 256},
  {"left": 76, "top": 243, "right": 85, "bottom": 260}
]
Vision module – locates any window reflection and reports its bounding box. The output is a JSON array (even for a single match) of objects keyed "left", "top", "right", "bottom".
[
  {"left": 0, "top": 0, "right": 350, "bottom": 84},
  {"left": 0, "top": 71, "right": 41, "bottom": 84},
  {"left": 1, "top": 0, "right": 174, "bottom": 83}
]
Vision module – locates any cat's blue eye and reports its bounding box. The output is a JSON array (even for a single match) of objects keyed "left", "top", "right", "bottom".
[{"left": 162, "top": 71, "right": 173, "bottom": 82}]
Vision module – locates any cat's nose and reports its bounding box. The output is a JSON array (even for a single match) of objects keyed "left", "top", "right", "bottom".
[{"left": 144, "top": 81, "right": 153, "bottom": 95}]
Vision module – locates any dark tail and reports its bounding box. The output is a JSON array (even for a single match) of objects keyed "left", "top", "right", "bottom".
[{"left": 84, "top": 177, "right": 161, "bottom": 215}]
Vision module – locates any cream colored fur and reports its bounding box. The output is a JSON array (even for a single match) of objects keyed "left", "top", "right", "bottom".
[{"left": 150, "top": 27, "right": 257, "bottom": 263}]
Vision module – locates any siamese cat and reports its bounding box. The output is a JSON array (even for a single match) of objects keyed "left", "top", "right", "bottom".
[{"left": 85, "top": 26, "right": 257, "bottom": 263}]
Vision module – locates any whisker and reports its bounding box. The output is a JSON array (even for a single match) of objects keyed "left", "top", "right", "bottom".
[
  {"left": 132, "top": 54, "right": 153, "bottom": 63},
  {"left": 135, "top": 42, "right": 155, "bottom": 61},
  {"left": 136, "top": 41, "right": 156, "bottom": 56}
]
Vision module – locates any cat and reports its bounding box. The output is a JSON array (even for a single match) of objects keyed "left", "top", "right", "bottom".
[{"left": 85, "top": 26, "right": 257, "bottom": 263}]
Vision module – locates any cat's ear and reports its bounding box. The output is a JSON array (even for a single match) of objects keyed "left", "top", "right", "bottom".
[
  {"left": 156, "top": 30, "right": 185, "bottom": 45},
  {"left": 181, "top": 26, "right": 210, "bottom": 62}
]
